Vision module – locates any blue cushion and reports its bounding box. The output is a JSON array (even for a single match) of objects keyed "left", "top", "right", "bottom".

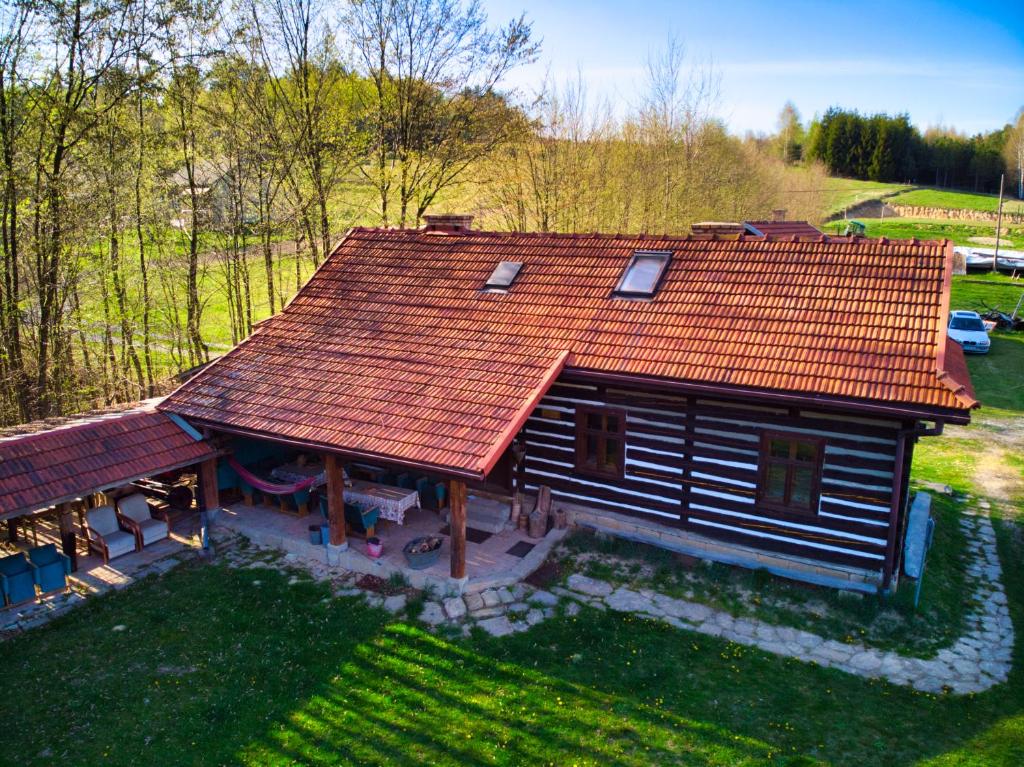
[
  {"left": 0, "top": 553, "right": 30, "bottom": 577},
  {"left": 28, "top": 544, "right": 61, "bottom": 567},
  {"left": 32, "top": 548, "right": 69, "bottom": 593},
  {"left": 0, "top": 554, "right": 35, "bottom": 604}
]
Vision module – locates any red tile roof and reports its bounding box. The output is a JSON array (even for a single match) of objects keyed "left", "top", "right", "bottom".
[
  {"left": 0, "top": 402, "right": 216, "bottom": 518},
  {"left": 162, "top": 228, "right": 975, "bottom": 477},
  {"left": 744, "top": 220, "right": 823, "bottom": 238}
]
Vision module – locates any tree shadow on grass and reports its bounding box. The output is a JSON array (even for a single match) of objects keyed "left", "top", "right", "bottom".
[{"left": 3, "top": 547, "right": 1023, "bottom": 767}]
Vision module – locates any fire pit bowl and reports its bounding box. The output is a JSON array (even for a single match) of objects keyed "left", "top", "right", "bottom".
[{"left": 403, "top": 536, "right": 443, "bottom": 570}]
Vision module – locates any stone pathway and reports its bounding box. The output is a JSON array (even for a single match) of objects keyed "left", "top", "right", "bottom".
[{"left": 410, "top": 505, "right": 1013, "bottom": 695}]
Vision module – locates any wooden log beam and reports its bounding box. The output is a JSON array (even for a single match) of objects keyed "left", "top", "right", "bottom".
[
  {"left": 198, "top": 457, "right": 220, "bottom": 512},
  {"left": 325, "top": 454, "right": 346, "bottom": 547},
  {"left": 450, "top": 479, "right": 466, "bottom": 579}
]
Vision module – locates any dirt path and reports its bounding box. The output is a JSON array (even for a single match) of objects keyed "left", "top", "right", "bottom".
[{"left": 946, "top": 416, "right": 1024, "bottom": 513}]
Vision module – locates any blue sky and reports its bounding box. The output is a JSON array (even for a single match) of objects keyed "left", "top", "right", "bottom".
[{"left": 483, "top": 0, "right": 1024, "bottom": 135}]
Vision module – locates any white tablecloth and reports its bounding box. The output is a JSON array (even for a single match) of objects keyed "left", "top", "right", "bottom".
[
  {"left": 347, "top": 481, "right": 420, "bottom": 524},
  {"left": 270, "top": 463, "right": 326, "bottom": 488}
]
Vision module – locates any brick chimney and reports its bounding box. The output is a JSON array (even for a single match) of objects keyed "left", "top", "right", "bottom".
[
  {"left": 771, "top": 208, "right": 787, "bottom": 222},
  {"left": 690, "top": 221, "right": 746, "bottom": 237},
  {"left": 422, "top": 214, "right": 474, "bottom": 233}
]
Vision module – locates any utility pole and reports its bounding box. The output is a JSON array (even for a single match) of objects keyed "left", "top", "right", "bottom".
[{"left": 993, "top": 173, "right": 1005, "bottom": 275}]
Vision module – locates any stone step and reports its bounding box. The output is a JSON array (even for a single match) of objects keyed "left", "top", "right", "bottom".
[{"left": 443, "top": 493, "right": 511, "bottom": 534}]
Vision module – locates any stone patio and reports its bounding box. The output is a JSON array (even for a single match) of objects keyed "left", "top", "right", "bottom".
[{"left": 215, "top": 497, "right": 566, "bottom": 595}]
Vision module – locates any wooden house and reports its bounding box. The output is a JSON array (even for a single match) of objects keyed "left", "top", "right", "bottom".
[{"left": 161, "top": 215, "right": 976, "bottom": 592}]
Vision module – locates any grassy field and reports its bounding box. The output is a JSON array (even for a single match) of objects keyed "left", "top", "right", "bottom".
[
  {"left": 890, "top": 188, "right": 1024, "bottom": 215},
  {"left": 815, "top": 176, "right": 911, "bottom": 217},
  {"left": 822, "top": 217, "right": 1024, "bottom": 249}
]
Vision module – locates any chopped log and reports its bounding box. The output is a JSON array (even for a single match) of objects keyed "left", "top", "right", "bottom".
[{"left": 528, "top": 508, "right": 546, "bottom": 539}]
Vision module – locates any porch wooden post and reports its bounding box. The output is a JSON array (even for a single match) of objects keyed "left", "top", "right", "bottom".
[
  {"left": 56, "top": 502, "right": 76, "bottom": 556},
  {"left": 325, "top": 454, "right": 346, "bottom": 547},
  {"left": 450, "top": 479, "right": 467, "bottom": 579},
  {"left": 199, "top": 457, "right": 220, "bottom": 511}
]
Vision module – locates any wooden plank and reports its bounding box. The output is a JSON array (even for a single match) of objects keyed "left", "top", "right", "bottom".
[
  {"left": 199, "top": 457, "right": 219, "bottom": 512},
  {"left": 450, "top": 479, "right": 466, "bottom": 578},
  {"left": 325, "top": 453, "right": 346, "bottom": 547}
]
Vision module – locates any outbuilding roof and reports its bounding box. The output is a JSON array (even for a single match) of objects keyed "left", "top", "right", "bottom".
[
  {"left": 162, "top": 227, "right": 975, "bottom": 478},
  {"left": 0, "top": 400, "right": 216, "bottom": 519},
  {"left": 744, "top": 220, "right": 823, "bottom": 238}
]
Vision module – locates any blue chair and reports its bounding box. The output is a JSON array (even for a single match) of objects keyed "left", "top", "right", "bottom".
[
  {"left": 434, "top": 482, "right": 447, "bottom": 511},
  {"left": 293, "top": 488, "right": 311, "bottom": 514},
  {"left": 345, "top": 503, "right": 380, "bottom": 538},
  {"left": 416, "top": 477, "right": 434, "bottom": 509},
  {"left": 28, "top": 544, "right": 71, "bottom": 596},
  {"left": 0, "top": 552, "right": 37, "bottom": 607},
  {"left": 318, "top": 496, "right": 380, "bottom": 538}
]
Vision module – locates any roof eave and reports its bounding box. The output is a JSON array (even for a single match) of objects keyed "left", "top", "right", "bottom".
[
  {"left": 176, "top": 418, "right": 491, "bottom": 482},
  {"left": 564, "top": 368, "right": 974, "bottom": 425}
]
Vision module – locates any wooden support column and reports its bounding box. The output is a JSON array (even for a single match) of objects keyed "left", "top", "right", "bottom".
[
  {"left": 450, "top": 479, "right": 467, "bottom": 579},
  {"left": 198, "top": 457, "right": 220, "bottom": 512},
  {"left": 324, "top": 454, "right": 346, "bottom": 547},
  {"left": 57, "top": 502, "right": 77, "bottom": 565}
]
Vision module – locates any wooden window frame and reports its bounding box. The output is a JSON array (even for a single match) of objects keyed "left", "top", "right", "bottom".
[
  {"left": 756, "top": 432, "right": 824, "bottom": 516},
  {"left": 574, "top": 406, "right": 626, "bottom": 480}
]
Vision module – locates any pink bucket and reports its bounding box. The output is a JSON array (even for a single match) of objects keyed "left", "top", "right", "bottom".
[{"left": 366, "top": 537, "right": 383, "bottom": 558}]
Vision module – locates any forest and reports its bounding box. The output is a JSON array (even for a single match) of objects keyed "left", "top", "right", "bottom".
[
  {"left": 0, "top": 0, "right": 828, "bottom": 428},
  {"left": 803, "top": 106, "right": 1018, "bottom": 192}
]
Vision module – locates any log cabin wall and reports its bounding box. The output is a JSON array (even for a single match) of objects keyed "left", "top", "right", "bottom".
[{"left": 520, "top": 377, "right": 911, "bottom": 577}]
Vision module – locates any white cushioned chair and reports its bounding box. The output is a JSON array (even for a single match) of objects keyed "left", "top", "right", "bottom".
[
  {"left": 116, "top": 493, "right": 169, "bottom": 548},
  {"left": 84, "top": 505, "right": 140, "bottom": 563}
]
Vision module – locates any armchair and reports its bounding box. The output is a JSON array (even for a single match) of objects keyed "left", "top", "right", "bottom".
[
  {"left": 0, "top": 552, "right": 37, "bottom": 607},
  {"left": 84, "top": 505, "right": 140, "bottom": 563},
  {"left": 318, "top": 495, "right": 379, "bottom": 538},
  {"left": 27, "top": 544, "right": 71, "bottom": 596},
  {"left": 116, "top": 493, "right": 169, "bottom": 549}
]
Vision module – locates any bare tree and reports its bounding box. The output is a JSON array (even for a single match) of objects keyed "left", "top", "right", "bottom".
[{"left": 345, "top": 0, "right": 538, "bottom": 226}]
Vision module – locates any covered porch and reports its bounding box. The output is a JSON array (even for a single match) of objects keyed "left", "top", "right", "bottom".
[
  {"left": 210, "top": 440, "right": 565, "bottom": 594},
  {"left": 213, "top": 499, "right": 564, "bottom": 594},
  {"left": 208, "top": 430, "right": 562, "bottom": 592}
]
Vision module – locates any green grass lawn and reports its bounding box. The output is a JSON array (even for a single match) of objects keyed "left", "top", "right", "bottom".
[
  {"left": 890, "top": 188, "right": 1024, "bottom": 215},
  {"left": 962, "top": 332, "right": 1024, "bottom": 416},
  {"left": 822, "top": 217, "right": 1024, "bottom": 249},
  {"left": 2, "top": 534, "right": 1023, "bottom": 767},
  {"left": 554, "top": 490, "right": 968, "bottom": 658}
]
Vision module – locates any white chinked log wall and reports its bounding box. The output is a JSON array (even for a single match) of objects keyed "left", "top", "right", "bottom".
[{"left": 521, "top": 379, "right": 904, "bottom": 587}]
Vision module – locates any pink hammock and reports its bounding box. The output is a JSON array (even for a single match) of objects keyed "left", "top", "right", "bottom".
[{"left": 228, "top": 457, "right": 320, "bottom": 495}]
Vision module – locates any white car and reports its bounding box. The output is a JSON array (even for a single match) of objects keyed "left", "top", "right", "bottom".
[{"left": 947, "top": 310, "right": 991, "bottom": 354}]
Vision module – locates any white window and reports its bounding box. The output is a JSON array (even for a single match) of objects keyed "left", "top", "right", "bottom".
[{"left": 614, "top": 250, "right": 671, "bottom": 297}]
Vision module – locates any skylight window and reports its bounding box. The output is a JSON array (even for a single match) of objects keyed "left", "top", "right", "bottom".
[
  {"left": 484, "top": 260, "right": 523, "bottom": 291},
  {"left": 614, "top": 250, "right": 672, "bottom": 298}
]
